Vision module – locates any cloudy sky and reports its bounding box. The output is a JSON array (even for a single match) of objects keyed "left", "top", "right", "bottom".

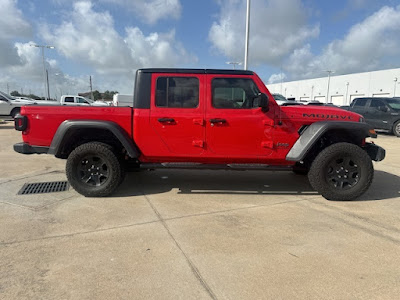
[{"left": 1, "top": 0, "right": 400, "bottom": 98}]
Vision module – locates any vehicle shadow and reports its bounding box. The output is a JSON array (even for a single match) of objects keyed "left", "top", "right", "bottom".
[
  {"left": 114, "top": 169, "right": 400, "bottom": 201},
  {"left": 0, "top": 125, "right": 15, "bottom": 129}
]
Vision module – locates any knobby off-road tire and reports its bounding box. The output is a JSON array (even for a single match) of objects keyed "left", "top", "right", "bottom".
[
  {"left": 66, "top": 142, "right": 123, "bottom": 197},
  {"left": 308, "top": 142, "right": 374, "bottom": 201},
  {"left": 393, "top": 120, "right": 400, "bottom": 137}
]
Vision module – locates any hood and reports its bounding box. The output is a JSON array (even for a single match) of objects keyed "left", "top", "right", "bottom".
[{"left": 280, "top": 105, "right": 363, "bottom": 123}]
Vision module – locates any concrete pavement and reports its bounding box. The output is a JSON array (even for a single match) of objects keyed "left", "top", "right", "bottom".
[{"left": 1, "top": 122, "right": 399, "bottom": 299}]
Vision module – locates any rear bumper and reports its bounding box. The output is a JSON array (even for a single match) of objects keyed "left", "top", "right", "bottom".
[
  {"left": 364, "top": 143, "right": 385, "bottom": 162},
  {"left": 14, "top": 142, "right": 49, "bottom": 155}
]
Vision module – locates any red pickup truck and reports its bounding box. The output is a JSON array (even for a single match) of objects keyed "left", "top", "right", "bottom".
[{"left": 14, "top": 69, "right": 385, "bottom": 200}]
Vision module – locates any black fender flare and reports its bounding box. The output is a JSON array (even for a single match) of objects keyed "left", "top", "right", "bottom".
[
  {"left": 48, "top": 120, "right": 140, "bottom": 158},
  {"left": 286, "top": 121, "right": 376, "bottom": 162}
]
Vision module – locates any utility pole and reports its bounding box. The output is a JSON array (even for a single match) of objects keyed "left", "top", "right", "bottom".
[
  {"left": 394, "top": 77, "right": 398, "bottom": 97},
  {"left": 6, "top": 83, "right": 9, "bottom": 94},
  {"left": 90, "top": 76, "right": 94, "bottom": 100},
  {"left": 30, "top": 44, "right": 55, "bottom": 100},
  {"left": 244, "top": 0, "right": 250, "bottom": 70},
  {"left": 325, "top": 70, "right": 334, "bottom": 103},
  {"left": 46, "top": 70, "right": 50, "bottom": 100}
]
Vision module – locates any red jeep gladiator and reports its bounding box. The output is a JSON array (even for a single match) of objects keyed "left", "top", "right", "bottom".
[{"left": 14, "top": 69, "right": 385, "bottom": 200}]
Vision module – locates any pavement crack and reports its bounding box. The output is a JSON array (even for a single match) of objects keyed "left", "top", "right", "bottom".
[
  {"left": 0, "top": 219, "right": 160, "bottom": 246},
  {"left": 142, "top": 192, "right": 218, "bottom": 300}
]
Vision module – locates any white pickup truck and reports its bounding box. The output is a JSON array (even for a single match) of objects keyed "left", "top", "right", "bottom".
[
  {"left": 0, "top": 91, "right": 38, "bottom": 118},
  {"left": 60, "top": 95, "right": 109, "bottom": 106}
]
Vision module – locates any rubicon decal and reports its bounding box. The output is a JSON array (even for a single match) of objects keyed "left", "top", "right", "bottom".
[{"left": 302, "top": 113, "right": 353, "bottom": 120}]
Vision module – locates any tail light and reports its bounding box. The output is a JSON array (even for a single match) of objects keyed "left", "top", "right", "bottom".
[{"left": 14, "top": 114, "right": 27, "bottom": 131}]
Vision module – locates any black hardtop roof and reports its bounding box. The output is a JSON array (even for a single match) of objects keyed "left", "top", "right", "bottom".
[{"left": 137, "top": 68, "right": 254, "bottom": 76}]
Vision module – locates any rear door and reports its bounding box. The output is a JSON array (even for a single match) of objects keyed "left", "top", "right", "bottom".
[
  {"left": 149, "top": 73, "right": 205, "bottom": 156},
  {"left": 205, "top": 75, "right": 275, "bottom": 159},
  {"left": 365, "top": 99, "right": 391, "bottom": 129}
]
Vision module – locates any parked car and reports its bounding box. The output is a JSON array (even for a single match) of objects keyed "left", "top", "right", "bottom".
[
  {"left": 346, "top": 97, "right": 400, "bottom": 137},
  {"left": 60, "top": 95, "right": 109, "bottom": 106},
  {"left": 0, "top": 91, "right": 33, "bottom": 118},
  {"left": 272, "top": 93, "right": 300, "bottom": 106},
  {"left": 13, "top": 68, "right": 385, "bottom": 201}
]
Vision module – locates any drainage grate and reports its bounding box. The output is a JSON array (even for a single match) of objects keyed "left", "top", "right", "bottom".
[{"left": 18, "top": 181, "right": 69, "bottom": 195}]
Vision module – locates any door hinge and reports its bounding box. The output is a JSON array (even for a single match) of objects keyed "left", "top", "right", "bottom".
[
  {"left": 192, "top": 140, "right": 204, "bottom": 148},
  {"left": 193, "top": 118, "right": 204, "bottom": 126},
  {"left": 261, "top": 141, "right": 274, "bottom": 149}
]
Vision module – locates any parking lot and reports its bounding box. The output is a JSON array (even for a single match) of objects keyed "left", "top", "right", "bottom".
[{"left": 1, "top": 121, "right": 399, "bottom": 299}]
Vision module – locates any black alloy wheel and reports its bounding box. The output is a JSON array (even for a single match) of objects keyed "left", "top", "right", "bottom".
[
  {"left": 325, "top": 156, "right": 360, "bottom": 190},
  {"left": 66, "top": 142, "right": 122, "bottom": 197}
]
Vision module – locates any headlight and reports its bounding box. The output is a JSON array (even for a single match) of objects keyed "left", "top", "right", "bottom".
[{"left": 359, "top": 117, "right": 365, "bottom": 123}]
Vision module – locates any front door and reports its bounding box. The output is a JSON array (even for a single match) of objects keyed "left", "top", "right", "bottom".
[
  {"left": 150, "top": 74, "right": 205, "bottom": 157},
  {"left": 205, "top": 75, "right": 275, "bottom": 159}
]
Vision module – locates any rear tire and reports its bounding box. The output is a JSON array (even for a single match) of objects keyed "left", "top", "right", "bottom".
[
  {"left": 66, "top": 142, "right": 122, "bottom": 197},
  {"left": 393, "top": 120, "right": 400, "bottom": 137},
  {"left": 11, "top": 108, "right": 20, "bottom": 119},
  {"left": 308, "top": 143, "right": 373, "bottom": 201}
]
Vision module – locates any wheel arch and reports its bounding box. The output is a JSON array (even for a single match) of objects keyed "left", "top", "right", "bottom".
[
  {"left": 48, "top": 120, "right": 140, "bottom": 159},
  {"left": 286, "top": 121, "right": 375, "bottom": 162}
]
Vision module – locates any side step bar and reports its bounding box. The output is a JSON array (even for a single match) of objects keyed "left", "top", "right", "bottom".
[{"left": 140, "top": 162, "right": 293, "bottom": 171}]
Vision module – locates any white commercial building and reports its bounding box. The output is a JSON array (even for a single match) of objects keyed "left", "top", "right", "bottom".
[{"left": 267, "top": 68, "right": 400, "bottom": 106}]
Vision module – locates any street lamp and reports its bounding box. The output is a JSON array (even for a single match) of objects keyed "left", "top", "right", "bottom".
[
  {"left": 226, "top": 62, "right": 242, "bottom": 70},
  {"left": 325, "top": 70, "right": 335, "bottom": 103},
  {"left": 244, "top": 0, "right": 250, "bottom": 70},
  {"left": 30, "top": 44, "right": 55, "bottom": 100},
  {"left": 394, "top": 77, "right": 398, "bottom": 97},
  {"left": 345, "top": 82, "right": 350, "bottom": 105}
]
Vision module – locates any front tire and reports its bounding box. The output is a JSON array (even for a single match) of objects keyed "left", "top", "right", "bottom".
[
  {"left": 66, "top": 142, "right": 122, "bottom": 197},
  {"left": 308, "top": 143, "right": 373, "bottom": 201},
  {"left": 393, "top": 120, "right": 400, "bottom": 137}
]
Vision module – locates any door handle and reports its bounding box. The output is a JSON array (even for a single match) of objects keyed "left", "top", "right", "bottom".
[
  {"left": 210, "top": 118, "right": 227, "bottom": 124},
  {"left": 158, "top": 118, "right": 175, "bottom": 123}
]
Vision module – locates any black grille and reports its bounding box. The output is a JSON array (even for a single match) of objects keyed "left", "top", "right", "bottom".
[{"left": 18, "top": 181, "right": 69, "bottom": 195}]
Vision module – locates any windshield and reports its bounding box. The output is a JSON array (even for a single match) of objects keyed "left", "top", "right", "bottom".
[
  {"left": 386, "top": 99, "right": 400, "bottom": 110},
  {"left": 84, "top": 97, "right": 94, "bottom": 103},
  {"left": 0, "top": 91, "right": 15, "bottom": 100}
]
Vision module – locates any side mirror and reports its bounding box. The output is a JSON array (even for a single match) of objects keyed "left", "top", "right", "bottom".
[
  {"left": 378, "top": 106, "right": 389, "bottom": 112},
  {"left": 257, "top": 93, "right": 269, "bottom": 111}
]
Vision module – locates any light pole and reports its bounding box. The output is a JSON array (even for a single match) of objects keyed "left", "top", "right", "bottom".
[
  {"left": 394, "top": 77, "right": 398, "bottom": 97},
  {"left": 30, "top": 44, "right": 55, "bottom": 100},
  {"left": 244, "top": 0, "right": 250, "bottom": 70},
  {"left": 325, "top": 70, "right": 334, "bottom": 103},
  {"left": 311, "top": 85, "right": 314, "bottom": 101},
  {"left": 345, "top": 82, "right": 350, "bottom": 105},
  {"left": 226, "top": 62, "right": 242, "bottom": 70}
]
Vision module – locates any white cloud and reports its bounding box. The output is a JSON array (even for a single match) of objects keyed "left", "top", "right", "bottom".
[
  {"left": 286, "top": 6, "right": 400, "bottom": 80},
  {"left": 40, "top": 1, "right": 195, "bottom": 74},
  {"left": 268, "top": 72, "right": 286, "bottom": 84},
  {"left": 99, "top": 0, "right": 182, "bottom": 24},
  {"left": 209, "top": 0, "right": 319, "bottom": 66},
  {"left": 0, "top": 0, "right": 32, "bottom": 40}
]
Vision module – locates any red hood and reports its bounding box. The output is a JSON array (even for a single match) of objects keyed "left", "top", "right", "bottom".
[{"left": 279, "top": 105, "right": 362, "bottom": 123}]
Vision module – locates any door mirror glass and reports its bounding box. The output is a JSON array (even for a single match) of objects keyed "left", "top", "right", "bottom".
[
  {"left": 257, "top": 93, "right": 269, "bottom": 110},
  {"left": 378, "top": 106, "right": 389, "bottom": 112}
]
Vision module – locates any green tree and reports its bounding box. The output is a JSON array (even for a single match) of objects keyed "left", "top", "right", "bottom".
[
  {"left": 10, "top": 91, "right": 21, "bottom": 97},
  {"left": 93, "top": 90, "right": 101, "bottom": 100}
]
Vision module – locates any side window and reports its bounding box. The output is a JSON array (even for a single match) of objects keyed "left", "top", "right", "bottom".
[
  {"left": 212, "top": 78, "right": 260, "bottom": 109},
  {"left": 155, "top": 77, "right": 199, "bottom": 108},
  {"left": 64, "top": 97, "right": 74, "bottom": 103},
  {"left": 370, "top": 100, "right": 385, "bottom": 108},
  {"left": 77, "top": 97, "right": 89, "bottom": 104},
  {"left": 0, "top": 96, "right": 7, "bottom": 102},
  {"left": 353, "top": 99, "right": 367, "bottom": 107}
]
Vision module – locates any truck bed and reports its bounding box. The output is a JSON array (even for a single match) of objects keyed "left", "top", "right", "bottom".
[{"left": 20, "top": 106, "right": 132, "bottom": 147}]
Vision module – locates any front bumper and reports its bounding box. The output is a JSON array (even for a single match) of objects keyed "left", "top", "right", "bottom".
[
  {"left": 364, "top": 143, "right": 385, "bottom": 162},
  {"left": 14, "top": 142, "right": 49, "bottom": 155}
]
